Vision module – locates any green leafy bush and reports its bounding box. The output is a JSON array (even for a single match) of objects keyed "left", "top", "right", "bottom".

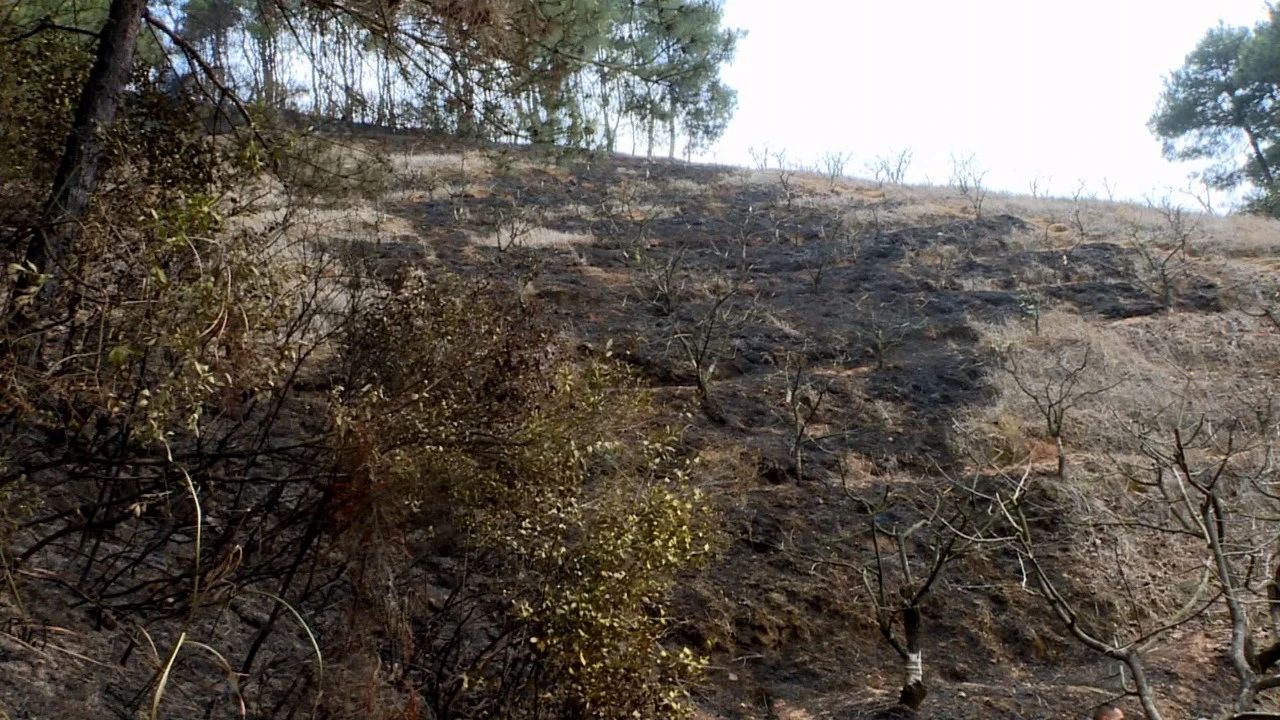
[
  {"left": 331, "top": 270, "right": 711, "bottom": 719},
  {"left": 0, "top": 10, "right": 714, "bottom": 720}
]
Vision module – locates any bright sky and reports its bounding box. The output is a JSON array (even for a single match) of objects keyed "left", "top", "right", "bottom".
[{"left": 696, "top": 0, "right": 1273, "bottom": 205}]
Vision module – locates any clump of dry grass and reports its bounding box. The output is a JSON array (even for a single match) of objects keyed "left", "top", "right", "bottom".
[
  {"left": 1195, "top": 210, "right": 1280, "bottom": 258},
  {"left": 390, "top": 147, "right": 492, "bottom": 176},
  {"left": 955, "top": 311, "right": 1137, "bottom": 467},
  {"left": 959, "top": 305, "right": 1280, "bottom": 472}
]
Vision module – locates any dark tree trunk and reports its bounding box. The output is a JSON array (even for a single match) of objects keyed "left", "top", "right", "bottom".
[
  {"left": 25, "top": 0, "right": 148, "bottom": 302},
  {"left": 668, "top": 113, "right": 676, "bottom": 160},
  {"left": 897, "top": 606, "right": 927, "bottom": 709},
  {"left": 1246, "top": 127, "right": 1276, "bottom": 188},
  {"left": 1056, "top": 435, "right": 1067, "bottom": 478},
  {"left": 258, "top": 29, "right": 278, "bottom": 108}
]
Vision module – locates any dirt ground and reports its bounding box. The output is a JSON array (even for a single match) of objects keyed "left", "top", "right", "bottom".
[{"left": 334, "top": 136, "right": 1275, "bottom": 719}]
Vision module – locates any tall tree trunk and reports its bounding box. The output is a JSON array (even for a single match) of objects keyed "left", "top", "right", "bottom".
[
  {"left": 309, "top": 28, "right": 320, "bottom": 116},
  {"left": 24, "top": 0, "right": 148, "bottom": 304},
  {"left": 599, "top": 88, "right": 613, "bottom": 151},
  {"left": 259, "top": 29, "right": 279, "bottom": 109},
  {"left": 379, "top": 51, "right": 393, "bottom": 127},
  {"left": 667, "top": 99, "right": 676, "bottom": 160},
  {"left": 1246, "top": 126, "right": 1276, "bottom": 188}
]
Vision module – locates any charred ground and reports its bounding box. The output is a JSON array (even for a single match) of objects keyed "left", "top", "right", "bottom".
[{"left": 5, "top": 131, "right": 1280, "bottom": 720}]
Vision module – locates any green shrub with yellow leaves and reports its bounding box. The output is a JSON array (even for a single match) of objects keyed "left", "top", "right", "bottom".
[{"left": 331, "top": 270, "right": 712, "bottom": 719}]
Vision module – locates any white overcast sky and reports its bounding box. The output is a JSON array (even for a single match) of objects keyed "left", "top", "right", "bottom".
[{"left": 695, "top": 0, "right": 1272, "bottom": 204}]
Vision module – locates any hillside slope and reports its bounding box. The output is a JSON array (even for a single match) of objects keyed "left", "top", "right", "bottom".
[
  {"left": 376, "top": 137, "right": 1280, "bottom": 712},
  {"left": 311, "top": 135, "right": 1279, "bottom": 718},
  {"left": 6, "top": 132, "right": 1280, "bottom": 719}
]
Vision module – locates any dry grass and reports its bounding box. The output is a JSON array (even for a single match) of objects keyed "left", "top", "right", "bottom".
[
  {"left": 469, "top": 225, "right": 595, "bottom": 249},
  {"left": 1195, "top": 209, "right": 1280, "bottom": 257},
  {"left": 542, "top": 202, "right": 600, "bottom": 223},
  {"left": 390, "top": 147, "right": 493, "bottom": 176},
  {"left": 962, "top": 307, "right": 1280, "bottom": 466}
]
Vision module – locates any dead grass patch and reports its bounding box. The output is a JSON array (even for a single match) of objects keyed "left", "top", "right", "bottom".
[
  {"left": 391, "top": 148, "right": 492, "bottom": 175},
  {"left": 462, "top": 226, "right": 593, "bottom": 250},
  {"left": 960, "top": 306, "right": 1280, "bottom": 475},
  {"left": 1195, "top": 212, "right": 1280, "bottom": 259}
]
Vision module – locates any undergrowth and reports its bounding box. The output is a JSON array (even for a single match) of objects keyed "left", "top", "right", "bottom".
[{"left": 0, "top": 24, "right": 710, "bottom": 720}]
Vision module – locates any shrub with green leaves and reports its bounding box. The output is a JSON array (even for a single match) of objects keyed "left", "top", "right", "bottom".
[
  {"left": 332, "top": 270, "right": 711, "bottom": 719},
  {"left": 0, "top": 14, "right": 712, "bottom": 717}
]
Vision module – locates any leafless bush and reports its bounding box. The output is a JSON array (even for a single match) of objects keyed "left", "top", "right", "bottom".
[
  {"left": 1069, "top": 182, "right": 1093, "bottom": 241},
  {"left": 492, "top": 191, "right": 538, "bottom": 251},
  {"left": 819, "top": 150, "right": 853, "bottom": 189},
  {"left": 600, "top": 178, "right": 665, "bottom": 247},
  {"left": 971, "top": 392, "right": 1280, "bottom": 719},
  {"left": 855, "top": 199, "right": 885, "bottom": 239},
  {"left": 805, "top": 209, "right": 858, "bottom": 290},
  {"left": 1127, "top": 197, "right": 1196, "bottom": 310},
  {"left": 851, "top": 482, "right": 991, "bottom": 710},
  {"left": 670, "top": 272, "right": 754, "bottom": 422},
  {"left": 749, "top": 143, "right": 773, "bottom": 171},
  {"left": 963, "top": 467, "right": 1180, "bottom": 720},
  {"left": 986, "top": 315, "right": 1126, "bottom": 476},
  {"left": 950, "top": 153, "right": 988, "bottom": 220},
  {"left": 629, "top": 244, "right": 688, "bottom": 315},
  {"left": 1101, "top": 177, "right": 1118, "bottom": 203},
  {"left": 868, "top": 149, "right": 913, "bottom": 188},
  {"left": 954, "top": 298, "right": 1280, "bottom": 717},
  {"left": 775, "top": 349, "right": 834, "bottom": 479},
  {"left": 1181, "top": 176, "right": 1217, "bottom": 216},
  {"left": 774, "top": 150, "right": 799, "bottom": 209},
  {"left": 852, "top": 294, "right": 921, "bottom": 370},
  {"left": 1117, "top": 406, "right": 1280, "bottom": 716},
  {"left": 910, "top": 243, "right": 969, "bottom": 290}
]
